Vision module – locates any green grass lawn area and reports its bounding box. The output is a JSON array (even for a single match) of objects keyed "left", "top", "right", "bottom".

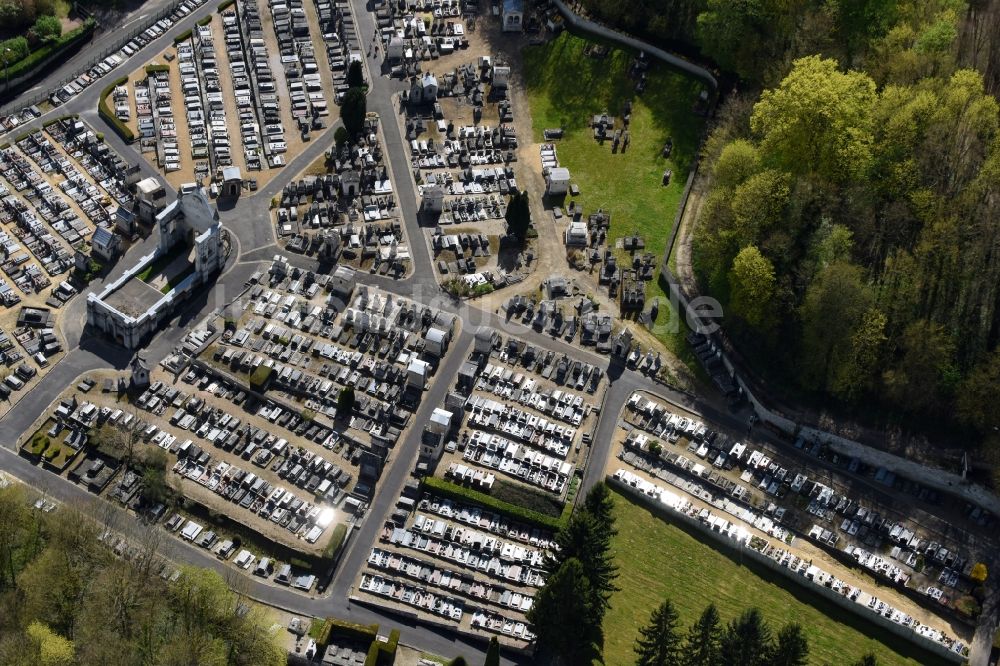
[
  {"left": 523, "top": 33, "right": 705, "bottom": 364},
  {"left": 604, "top": 488, "right": 947, "bottom": 666}
]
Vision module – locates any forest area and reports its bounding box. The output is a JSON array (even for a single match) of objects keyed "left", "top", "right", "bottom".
[
  {"left": 0, "top": 483, "right": 286, "bottom": 666},
  {"left": 577, "top": 0, "right": 1000, "bottom": 479}
]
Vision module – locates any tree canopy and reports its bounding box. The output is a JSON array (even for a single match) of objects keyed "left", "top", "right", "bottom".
[{"left": 340, "top": 87, "right": 367, "bottom": 138}]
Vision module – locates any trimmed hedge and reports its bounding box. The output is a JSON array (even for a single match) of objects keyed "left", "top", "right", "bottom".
[
  {"left": 196, "top": 15, "right": 212, "bottom": 26},
  {"left": 173, "top": 29, "right": 193, "bottom": 44},
  {"left": 217, "top": 0, "right": 237, "bottom": 10},
  {"left": 364, "top": 628, "right": 400, "bottom": 666},
  {"left": 321, "top": 523, "right": 348, "bottom": 560},
  {"left": 145, "top": 64, "right": 170, "bottom": 75},
  {"left": 42, "top": 114, "right": 79, "bottom": 129},
  {"left": 421, "top": 476, "right": 568, "bottom": 531},
  {"left": 314, "top": 617, "right": 378, "bottom": 648},
  {"left": 98, "top": 76, "right": 135, "bottom": 143},
  {"left": 4, "top": 20, "right": 96, "bottom": 81}
]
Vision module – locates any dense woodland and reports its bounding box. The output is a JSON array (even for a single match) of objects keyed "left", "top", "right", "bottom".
[
  {"left": 581, "top": 0, "right": 1000, "bottom": 466},
  {"left": 0, "top": 484, "right": 285, "bottom": 666}
]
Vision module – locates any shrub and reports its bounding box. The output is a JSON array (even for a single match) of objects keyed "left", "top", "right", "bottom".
[
  {"left": 173, "top": 28, "right": 193, "bottom": 44},
  {"left": 0, "top": 36, "right": 29, "bottom": 64},
  {"left": 144, "top": 63, "right": 170, "bottom": 75},
  {"left": 5, "top": 21, "right": 94, "bottom": 81},
  {"left": 421, "top": 477, "right": 567, "bottom": 530},
  {"left": 217, "top": 0, "right": 236, "bottom": 10},
  {"left": 98, "top": 76, "right": 135, "bottom": 143},
  {"left": 196, "top": 15, "right": 212, "bottom": 26},
  {"left": 33, "top": 15, "right": 62, "bottom": 42},
  {"left": 314, "top": 617, "right": 378, "bottom": 648},
  {"left": 249, "top": 365, "right": 273, "bottom": 390},
  {"left": 365, "top": 628, "right": 400, "bottom": 666}
]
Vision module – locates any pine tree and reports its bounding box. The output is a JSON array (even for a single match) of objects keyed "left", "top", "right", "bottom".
[
  {"left": 719, "top": 608, "right": 771, "bottom": 666},
  {"left": 634, "top": 599, "right": 682, "bottom": 666},
  {"left": 484, "top": 636, "right": 500, "bottom": 666},
  {"left": 851, "top": 654, "right": 878, "bottom": 666},
  {"left": 504, "top": 190, "right": 531, "bottom": 241},
  {"left": 543, "top": 511, "right": 619, "bottom": 623},
  {"left": 770, "top": 623, "right": 809, "bottom": 666},
  {"left": 582, "top": 482, "right": 617, "bottom": 546},
  {"left": 526, "top": 558, "right": 599, "bottom": 665},
  {"left": 683, "top": 604, "right": 721, "bottom": 666}
]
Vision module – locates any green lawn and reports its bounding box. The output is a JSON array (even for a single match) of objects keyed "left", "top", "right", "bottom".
[
  {"left": 604, "top": 489, "right": 948, "bottom": 666},
  {"left": 522, "top": 33, "right": 705, "bottom": 365}
]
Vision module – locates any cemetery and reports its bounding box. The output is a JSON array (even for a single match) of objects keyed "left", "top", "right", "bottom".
[
  {"left": 273, "top": 116, "right": 411, "bottom": 278},
  {"left": 379, "top": 0, "right": 538, "bottom": 293},
  {"left": 524, "top": 31, "right": 705, "bottom": 356},
  {"left": 123, "top": 0, "right": 358, "bottom": 190},
  {"left": 605, "top": 390, "right": 978, "bottom": 660},
  {"left": 422, "top": 326, "right": 603, "bottom": 501},
  {"left": 356, "top": 487, "right": 552, "bottom": 648}
]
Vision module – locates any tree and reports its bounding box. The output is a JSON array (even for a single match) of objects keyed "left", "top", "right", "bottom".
[
  {"left": 799, "top": 262, "right": 872, "bottom": 392},
  {"left": 831, "top": 306, "right": 887, "bottom": 401},
  {"left": 728, "top": 170, "right": 790, "bottom": 245},
  {"left": 582, "top": 482, "right": 617, "bottom": 546},
  {"left": 504, "top": 190, "right": 531, "bottom": 241},
  {"left": 696, "top": 0, "right": 799, "bottom": 82},
  {"left": 683, "top": 603, "right": 721, "bottom": 666},
  {"left": 341, "top": 87, "right": 367, "bottom": 138},
  {"left": 450, "top": 658, "right": 468, "bottom": 666},
  {"left": 0, "top": 484, "right": 32, "bottom": 590},
  {"left": 31, "top": 14, "right": 61, "bottom": 42},
  {"left": 728, "top": 245, "right": 775, "bottom": 328},
  {"left": 334, "top": 126, "right": 349, "bottom": 149},
  {"left": 346, "top": 60, "right": 365, "bottom": 88},
  {"left": 770, "top": 623, "right": 809, "bottom": 666},
  {"left": 337, "top": 387, "right": 355, "bottom": 417},
  {"left": 719, "top": 608, "right": 771, "bottom": 666},
  {"left": 526, "top": 558, "right": 600, "bottom": 665},
  {"left": 634, "top": 599, "right": 682, "bottom": 666},
  {"left": 712, "top": 139, "right": 761, "bottom": 191},
  {"left": 957, "top": 350, "right": 1000, "bottom": 433},
  {"left": 544, "top": 510, "right": 618, "bottom": 624},
  {"left": 25, "top": 622, "right": 73, "bottom": 666},
  {"left": 750, "top": 56, "right": 877, "bottom": 181},
  {"left": 484, "top": 636, "right": 500, "bottom": 666},
  {"left": 139, "top": 447, "right": 170, "bottom": 505},
  {"left": 970, "top": 562, "right": 989, "bottom": 584},
  {"left": 882, "top": 319, "right": 956, "bottom": 412}
]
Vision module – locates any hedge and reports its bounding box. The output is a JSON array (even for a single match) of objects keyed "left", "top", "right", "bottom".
[
  {"left": 173, "top": 29, "right": 193, "bottom": 44},
  {"left": 144, "top": 64, "right": 170, "bottom": 75},
  {"left": 217, "top": 0, "right": 237, "bottom": 10},
  {"left": 4, "top": 20, "right": 96, "bottom": 81},
  {"left": 321, "top": 523, "right": 348, "bottom": 560},
  {"left": 313, "top": 617, "right": 378, "bottom": 648},
  {"left": 364, "top": 628, "right": 400, "bottom": 666},
  {"left": 196, "top": 15, "right": 212, "bottom": 26},
  {"left": 98, "top": 76, "right": 135, "bottom": 143},
  {"left": 421, "top": 476, "right": 568, "bottom": 531},
  {"left": 42, "top": 114, "right": 79, "bottom": 129}
]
